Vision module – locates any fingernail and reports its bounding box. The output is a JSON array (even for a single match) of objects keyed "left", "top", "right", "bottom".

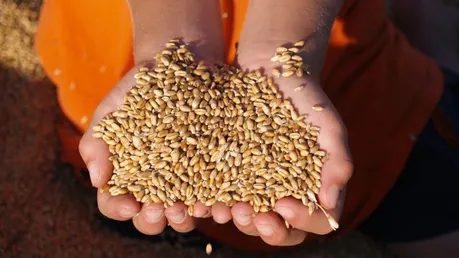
[
  {"left": 327, "top": 185, "right": 340, "bottom": 208},
  {"left": 276, "top": 206, "right": 294, "bottom": 220},
  {"left": 120, "top": 208, "right": 137, "bottom": 219},
  {"left": 256, "top": 224, "right": 273, "bottom": 236},
  {"left": 87, "top": 163, "right": 100, "bottom": 186},
  {"left": 234, "top": 213, "right": 252, "bottom": 226},
  {"left": 145, "top": 209, "right": 164, "bottom": 223},
  {"left": 166, "top": 210, "right": 186, "bottom": 224}
]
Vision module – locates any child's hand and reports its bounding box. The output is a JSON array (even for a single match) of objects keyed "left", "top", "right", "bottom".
[
  {"left": 79, "top": 59, "right": 353, "bottom": 243},
  {"left": 79, "top": 63, "right": 214, "bottom": 235},
  {"left": 207, "top": 68, "right": 354, "bottom": 246},
  {"left": 223, "top": 0, "right": 351, "bottom": 245}
]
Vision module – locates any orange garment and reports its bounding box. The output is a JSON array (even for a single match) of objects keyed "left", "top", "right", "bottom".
[{"left": 35, "top": 0, "right": 444, "bottom": 252}]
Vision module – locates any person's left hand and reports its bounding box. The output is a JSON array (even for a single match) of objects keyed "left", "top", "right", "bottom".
[{"left": 204, "top": 63, "right": 354, "bottom": 246}]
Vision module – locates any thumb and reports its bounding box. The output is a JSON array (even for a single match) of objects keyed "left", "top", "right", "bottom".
[
  {"left": 79, "top": 128, "right": 112, "bottom": 188},
  {"left": 285, "top": 79, "right": 354, "bottom": 211},
  {"left": 79, "top": 64, "right": 147, "bottom": 188},
  {"left": 317, "top": 127, "right": 354, "bottom": 210}
]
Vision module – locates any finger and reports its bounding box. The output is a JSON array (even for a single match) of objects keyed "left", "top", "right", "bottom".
[
  {"left": 275, "top": 197, "right": 339, "bottom": 235},
  {"left": 309, "top": 96, "right": 352, "bottom": 210},
  {"left": 165, "top": 202, "right": 196, "bottom": 233},
  {"left": 79, "top": 132, "right": 112, "bottom": 188},
  {"left": 317, "top": 139, "right": 353, "bottom": 210},
  {"left": 97, "top": 190, "right": 140, "bottom": 221},
  {"left": 211, "top": 202, "right": 232, "bottom": 224},
  {"left": 193, "top": 201, "right": 212, "bottom": 218},
  {"left": 302, "top": 86, "right": 352, "bottom": 210},
  {"left": 231, "top": 202, "right": 258, "bottom": 236},
  {"left": 253, "top": 212, "right": 306, "bottom": 246},
  {"left": 79, "top": 64, "right": 150, "bottom": 188},
  {"left": 267, "top": 76, "right": 353, "bottom": 210},
  {"left": 283, "top": 79, "right": 353, "bottom": 210},
  {"left": 132, "top": 203, "right": 167, "bottom": 235}
]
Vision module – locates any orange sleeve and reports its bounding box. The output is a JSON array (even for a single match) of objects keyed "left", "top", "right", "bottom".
[{"left": 36, "top": 0, "right": 134, "bottom": 131}]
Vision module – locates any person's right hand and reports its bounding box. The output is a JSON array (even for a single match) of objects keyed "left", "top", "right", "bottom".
[{"left": 79, "top": 62, "right": 216, "bottom": 236}]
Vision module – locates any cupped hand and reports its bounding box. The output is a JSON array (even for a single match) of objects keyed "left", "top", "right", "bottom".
[
  {"left": 207, "top": 71, "right": 354, "bottom": 246},
  {"left": 79, "top": 63, "right": 216, "bottom": 235},
  {"left": 79, "top": 59, "right": 353, "bottom": 243}
]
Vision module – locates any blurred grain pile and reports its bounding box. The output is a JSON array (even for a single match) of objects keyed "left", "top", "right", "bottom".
[
  {"left": 0, "top": 0, "right": 44, "bottom": 79},
  {"left": 0, "top": 0, "right": 394, "bottom": 257}
]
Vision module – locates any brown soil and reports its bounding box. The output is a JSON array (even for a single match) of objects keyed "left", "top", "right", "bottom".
[{"left": 0, "top": 0, "right": 394, "bottom": 257}]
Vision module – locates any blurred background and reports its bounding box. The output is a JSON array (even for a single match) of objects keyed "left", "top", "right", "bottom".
[{"left": 0, "top": 0, "right": 457, "bottom": 257}]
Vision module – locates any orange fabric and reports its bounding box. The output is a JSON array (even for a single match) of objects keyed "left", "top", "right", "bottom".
[{"left": 35, "top": 0, "right": 444, "bottom": 252}]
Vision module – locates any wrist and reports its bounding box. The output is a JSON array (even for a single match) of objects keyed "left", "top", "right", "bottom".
[
  {"left": 236, "top": 0, "right": 342, "bottom": 79},
  {"left": 127, "top": 0, "right": 225, "bottom": 65}
]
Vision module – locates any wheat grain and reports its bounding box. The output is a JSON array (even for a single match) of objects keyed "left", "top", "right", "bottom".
[
  {"left": 294, "top": 40, "right": 305, "bottom": 47},
  {"left": 205, "top": 243, "right": 213, "bottom": 255},
  {"left": 282, "top": 70, "right": 295, "bottom": 77},
  {"left": 93, "top": 39, "right": 338, "bottom": 231},
  {"left": 312, "top": 104, "right": 324, "bottom": 112}
]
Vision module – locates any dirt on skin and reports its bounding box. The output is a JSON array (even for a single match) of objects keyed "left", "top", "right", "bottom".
[{"left": 0, "top": 0, "right": 395, "bottom": 257}]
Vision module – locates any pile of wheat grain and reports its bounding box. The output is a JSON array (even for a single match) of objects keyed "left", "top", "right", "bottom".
[{"left": 93, "top": 39, "right": 337, "bottom": 230}]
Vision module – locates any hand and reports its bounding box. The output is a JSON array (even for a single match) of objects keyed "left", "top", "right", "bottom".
[
  {"left": 207, "top": 70, "right": 354, "bottom": 246},
  {"left": 79, "top": 62, "right": 217, "bottom": 235},
  {"left": 79, "top": 59, "right": 353, "bottom": 242}
]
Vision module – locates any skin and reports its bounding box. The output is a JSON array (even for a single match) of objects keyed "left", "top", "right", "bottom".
[{"left": 79, "top": 0, "right": 353, "bottom": 248}]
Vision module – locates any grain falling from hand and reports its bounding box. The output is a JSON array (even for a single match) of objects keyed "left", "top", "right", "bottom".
[{"left": 206, "top": 243, "right": 212, "bottom": 255}]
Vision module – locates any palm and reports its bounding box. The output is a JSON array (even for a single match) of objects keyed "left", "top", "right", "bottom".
[
  {"left": 207, "top": 74, "right": 353, "bottom": 245},
  {"left": 79, "top": 60, "right": 353, "bottom": 246},
  {"left": 80, "top": 64, "right": 211, "bottom": 234}
]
